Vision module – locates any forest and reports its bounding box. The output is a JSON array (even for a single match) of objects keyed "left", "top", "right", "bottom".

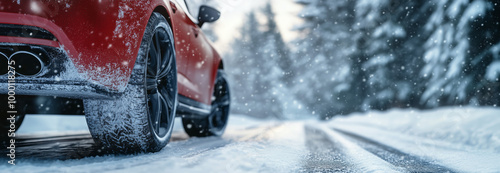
[{"left": 224, "top": 0, "right": 500, "bottom": 119}]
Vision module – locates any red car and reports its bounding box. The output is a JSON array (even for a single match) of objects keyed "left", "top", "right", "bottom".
[{"left": 0, "top": 0, "right": 230, "bottom": 152}]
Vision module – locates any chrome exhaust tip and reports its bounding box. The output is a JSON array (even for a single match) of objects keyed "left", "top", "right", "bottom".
[
  {"left": 10, "top": 51, "right": 45, "bottom": 77},
  {"left": 0, "top": 52, "right": 7, "bottom": 75}
]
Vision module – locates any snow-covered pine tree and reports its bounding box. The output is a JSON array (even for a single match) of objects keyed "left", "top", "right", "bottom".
[
  {"left": 226, "top": 3, "right": 294, "bottom": 119},
  {"left": 260, "top": 3, "right": 304, "bottom": 119},
  {"left": 352, "top": 1, "right": 432, "bottom": 111},
  {"left": 420, "top": 0, "right": 500, "bottom": 107},
  {"left": 458, "top": 0, "right": 500, "bottom": 106},
  {"left": 293, "top": 0, "right": 356, "bottom": 119},
  {"left": 226, "top": 12, "right": 268, "bottom": 118}
]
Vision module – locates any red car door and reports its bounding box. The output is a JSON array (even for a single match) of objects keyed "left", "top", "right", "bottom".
[
  {"left": 169, "top": 0, "right": 198, "bottom": 101},
  {"left": 185, "top": 25, "right": 215, "bottom": 105},
  {"left": 172, "top": 0, "right": 214, "bottom": 105}
]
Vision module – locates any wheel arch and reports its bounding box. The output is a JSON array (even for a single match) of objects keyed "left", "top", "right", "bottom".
[
  {"left": 218, "top": 59, "right": 224, "bottom": 69},
  {"left": 208, "top": 50, "right": 224, "bottom": 99},
  {"left": 120, "top": 4, "right": 175, "bottom": 90},
  {"left": 152, "top": 5, "right": 174, "bottom": 30}
]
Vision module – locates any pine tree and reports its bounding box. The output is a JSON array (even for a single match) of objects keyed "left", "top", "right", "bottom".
[
  {"left": 226, "top": 3, "right": 294, "bottom": 119},
  {"left": 226, "top": 12, "right": 269, "bottom": 118},
  {"left": 420, "top": 0, "right": 500, "bottom": 107},
  {"left": 293, "top": 0, "right": 357, "bottom": 118},
  {"left": 351, "top": 1, "right": 432, "bottom": 111},
  {"left": 261, "top": 3, "right": 294, "bottom": 85},
  {"left": 293, "top": 0, "right": 500, "bottom": 118}
]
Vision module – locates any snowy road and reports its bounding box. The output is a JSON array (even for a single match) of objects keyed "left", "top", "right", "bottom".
[{"left": 2, "top": 107, "right": 500, "bottom": 172}]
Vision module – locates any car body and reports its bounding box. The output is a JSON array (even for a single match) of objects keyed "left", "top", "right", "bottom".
[
  {"left": 0, "top": 0, "right": 220, "bottom": 110},
  {"left": 0, "top": 0, "right": 230, "bottom": 152}
]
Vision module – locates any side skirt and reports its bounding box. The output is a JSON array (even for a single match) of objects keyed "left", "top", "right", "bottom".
[{"left": 175, "top": 95, "right": 211, "bottom": 118}]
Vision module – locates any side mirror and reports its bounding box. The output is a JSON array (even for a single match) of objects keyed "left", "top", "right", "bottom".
[{"left": 197, "top": 5, "right": 220, "bottom": 27}]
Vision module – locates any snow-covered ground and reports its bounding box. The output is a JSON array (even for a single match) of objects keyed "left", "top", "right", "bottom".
[
  {"left": 2, "top": 107, "right": 500, "bottom": 172},
  {"left": 4, "top": 114, "right": 308, "bottom": 172}
]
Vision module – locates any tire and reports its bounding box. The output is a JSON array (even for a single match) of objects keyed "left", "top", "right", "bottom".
[
  {"left": 182, "top": 70, "right": 230, "bottom": 137},
  {"left": 84, "top": 12, "right": 177, "bottom": 153},
  {"left": 0, "top": 95, "right": 26, "bottom": 142}
]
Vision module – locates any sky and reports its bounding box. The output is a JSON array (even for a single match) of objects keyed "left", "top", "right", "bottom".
[{"left": 207, "top": 0, "right": 303, "bottom": 54}]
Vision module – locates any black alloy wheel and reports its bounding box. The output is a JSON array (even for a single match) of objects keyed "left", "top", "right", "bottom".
[{"left": 182, "top": 70, "right": 230, "bottom": 137}]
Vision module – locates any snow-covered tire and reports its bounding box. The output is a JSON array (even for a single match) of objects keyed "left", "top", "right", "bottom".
[
  {"left": 84, "top": 12, "right": 177, "bottom": 153},
  {"left": 182, "top": 70, "right": 230, "bottom": 137}
]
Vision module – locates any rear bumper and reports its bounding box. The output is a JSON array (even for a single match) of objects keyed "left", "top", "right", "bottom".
[
  {"left": 0, "top": 10, "right": 135, "bottom": 92},
  {"left": 0, "top": 42, "right": 118, "bottom": 99},
  {"left": 0, "top": 11, "right": 124, "bottom": 99}
]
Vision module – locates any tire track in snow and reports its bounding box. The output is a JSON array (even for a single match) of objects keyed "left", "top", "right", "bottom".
[
  {"left": 331, "top": 122, "right": 500, "bottom": 172},
  {"left": 305, "top": 124, "right": 404, "bottom": 173},
  {"left": 333, "top": 128, "right": 456, "bottom": 173},
  {"left": 301, "top": 125, "right": 354, "bottom": 172}
]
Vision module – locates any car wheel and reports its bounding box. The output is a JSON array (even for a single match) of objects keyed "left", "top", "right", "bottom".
[
  {"left": 182, "top": 70, "right": 230, "bottom": 137},
  {"left": 84, "top": 12, "right": 177, "bottom": 153},
  {"left": 0, "top": 95, "right": 26, "bottom": 141}
]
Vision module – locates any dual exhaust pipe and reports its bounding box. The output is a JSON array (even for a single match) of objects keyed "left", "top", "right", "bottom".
[{"left": 1, "top": 51, "right": 45, "bottom": 77}]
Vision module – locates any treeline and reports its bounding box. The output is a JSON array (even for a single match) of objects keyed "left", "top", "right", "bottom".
[{"left": 226, "top": 0, "right": 500, "bottom": 119}]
